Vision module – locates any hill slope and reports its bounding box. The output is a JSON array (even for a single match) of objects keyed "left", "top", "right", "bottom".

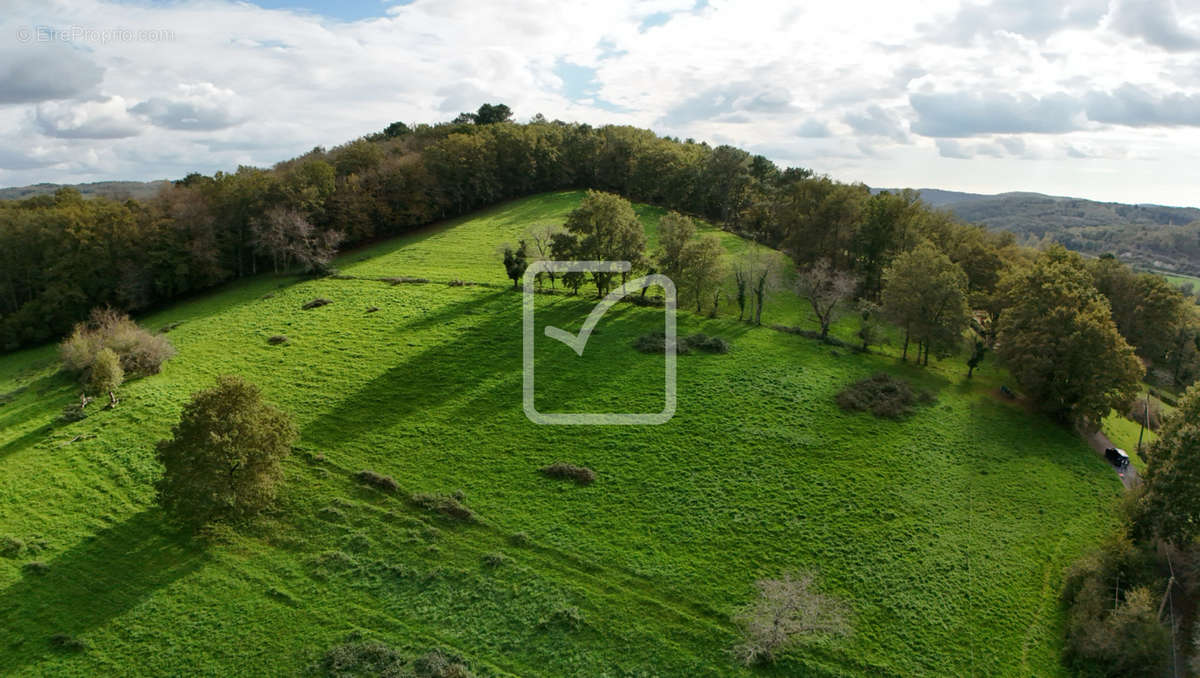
[
  {"left": 874, "top": 187, "right": 1200, "bottom": 276},
  {"left": 0, "top": 191, "right": 1120, "bottom": 676},
  {"left": 0, "top": 181, "right": 170, "bottom": 202}
]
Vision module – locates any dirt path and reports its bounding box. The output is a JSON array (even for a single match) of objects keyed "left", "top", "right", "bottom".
[{"left": 1083, "top": 429, "right": 1139, "bottom": 489}]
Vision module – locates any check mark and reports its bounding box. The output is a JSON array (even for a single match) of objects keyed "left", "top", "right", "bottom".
[
  {"left": 544, "top": 286, "right": 628, "bottom": 356},
  {"left": 543, "top": 275, "right": 665, "bottom": 356}
]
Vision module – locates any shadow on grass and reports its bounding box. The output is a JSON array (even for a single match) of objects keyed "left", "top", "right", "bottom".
[{"left": 0, "top": 510, "right": 206, "bottom": 671}]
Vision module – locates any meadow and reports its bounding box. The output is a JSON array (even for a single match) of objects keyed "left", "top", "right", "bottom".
[{"left": 0, "top": 191, "right": 1122, "bottom": 676}]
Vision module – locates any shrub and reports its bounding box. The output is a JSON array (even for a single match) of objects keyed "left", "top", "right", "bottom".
[
  {"left": 633, "top": 332, "right": 731, "bottom": 355},
  {"left": 684, "top": 333, "right": 731, "bottom": 353},
  {"left": 23, "top": 561, "right": 49, "bottom": 576},
  {"left": 412, "top": 650, "right": 475, "bottom": 678},
  {"left": 59, "top": 403, "right": 89, "bottom": 423},
  {"left": 836, "top": 373, "right": 933, "bottom": 419},
  {"left": 318, "top": 639, "right": 406, "bottom": 677},
  {"left": 267, "top": 335, "right": 288, "bottom": 345},
  {"left": 539, "top": 605, "right": 585, "bottom": 631},
  {"left": 509, "top": 531, "right": 531, "bottom": 547},
  {"left": 365, "top": 306, "right": 380, "bottom": 313},
  {"left": 59, "top": 308, "right": 174, "bottom": 379},
  {"left": 483, "top": 551, "right": 510, "bottom": 568},
  {"left": 88, "top": 348, "right": 124, "bottom": 397},
  {"left": 49, "top": 634, "right": 88, "bottom": 652},
  {"left": 155, "top": 375, "right": 298, "bottom": 528},
  {"left": 733, "top": 571, "right": 850, "bottom": 666},
  {"left": 355, "top": 470, "right": 399, "bottom": 493},
  {"left": 539, "top": 462, "right": 596, "bottom": 486},
  {"left": 0, "top": 536, "right": 23, "bottom": 558},
  {"left": 410, "top": 493, "right": 475, "bottom": 522},
  {"left": 381, "top": 276, "right": 429, "bottom": 285},
  {"left": 302, "top": 298, "right": 332, "bottom": 310}
]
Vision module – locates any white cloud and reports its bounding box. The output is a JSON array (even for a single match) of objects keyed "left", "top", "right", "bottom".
[{"left": 0, "top": 0, "right": 1198, "bottom": 204}]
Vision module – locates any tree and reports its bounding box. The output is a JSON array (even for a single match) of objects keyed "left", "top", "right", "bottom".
[
  {"left": 1091, "top": 257, "right": 1189, "bottom": 362},
  {"left": 252, "top": 208, "right": 343, "bottom": 274},
  {"left": 732, "top": 571, "right": 850, "bottom": 666},
  {"left": 89, "top": 347, "right": 124, "bottom": 407},
  {"left": 559, "top": 191, "right": 646, "bottom": 297},
  {"left": 855, "top": 300, "right": 884, "bottom": 352},
  {"left": 881, "top": 242, "right": 971, "bottom": 365},
  {"left": 526, "top": 223, "right": 563, "bottom": 288},
  {"left": 996, "top": 246, "right": 1143, "bottom": 427},
  {"left": 382, "top": 121, "right": 410, "bottom": 138},
  {"left": 1132, "top": 383, "right": 1200, "bottom": 546},
  {"left": 655, "top": 211, "right": 697, "bottom": 282},
  {"left": 678, "top": 235, "right": 726, "bottom": 313},
  {"left": 796, "top": 259, "right": 858, "bottom": 340},
  {"left": 155, "top": 375, "right": 298, "bottom": 528},
  {"left": 473, "top": 103, "right": 513, "bottom": 125},
  {"left": 966, "top": 340, "right": 986, "bottom": 378},
  {"left": 734, "top": 245, "right": 785, "bottom": 325},
  {"left": 502, "top": 240, "right": 528, "bottom": 290}
]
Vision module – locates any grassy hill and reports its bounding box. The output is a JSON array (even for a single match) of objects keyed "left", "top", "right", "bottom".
[{"left": 0, "top": 191, "right": 1121, "bottom": 676}]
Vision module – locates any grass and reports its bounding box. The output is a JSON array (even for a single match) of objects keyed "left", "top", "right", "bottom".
[{"left": 0, "top": 192, "right": 1122, "bottom": 676}]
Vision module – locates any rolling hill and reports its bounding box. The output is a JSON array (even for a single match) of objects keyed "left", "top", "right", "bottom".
[
  {"left": 874, "top": 187, "right": 1200, "bottom": 276},
  {"left": 0, "top": 181, "right": 170, "bottom": 202},
  {"left": 0, "top": 191, "right": 1121, "bottom": 676}
]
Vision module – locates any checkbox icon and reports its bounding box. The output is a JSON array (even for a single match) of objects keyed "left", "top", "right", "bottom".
[{"left": 522, "top": 260, "right": 677, "bottom": 425}]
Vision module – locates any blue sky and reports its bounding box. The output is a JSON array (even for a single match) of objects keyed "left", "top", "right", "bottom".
[{"left": 3, "top": 0, "right": 1200, "bottom": 206}]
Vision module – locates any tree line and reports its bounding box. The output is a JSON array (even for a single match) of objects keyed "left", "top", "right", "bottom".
[{"left": 2, "top": 103, "right": 1198, "bottom": 418}]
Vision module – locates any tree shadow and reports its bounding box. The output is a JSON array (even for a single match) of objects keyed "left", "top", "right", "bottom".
[{"left": 0, "top": 510, "right": 206, "bottom": 672}]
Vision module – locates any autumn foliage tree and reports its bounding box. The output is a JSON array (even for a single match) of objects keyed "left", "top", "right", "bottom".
[{"left": 996, "top": 246, "right": 1143, "bottom": 427}]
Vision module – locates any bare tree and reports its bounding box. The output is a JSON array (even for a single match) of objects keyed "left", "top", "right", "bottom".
[
  {"left": 252, "top": 208, "right": 343, "bottom": 274},
  {"left": 734, "top": 244, "right": 785, "bottom": 325},
  {"left": 733, "top": 571, "right": 851, "bottom": 666},
  {"left": 796, "top": 259, "right": 858, "bottom": 340}
]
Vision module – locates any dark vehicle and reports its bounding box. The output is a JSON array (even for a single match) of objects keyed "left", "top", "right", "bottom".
[{"left": 1105, "top": 447, "right": 1130, "bottom": 469}]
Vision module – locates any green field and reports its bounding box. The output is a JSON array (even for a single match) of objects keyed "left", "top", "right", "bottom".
[{"left": 0, "top": 192, "right": 1121, "bottom": 676}]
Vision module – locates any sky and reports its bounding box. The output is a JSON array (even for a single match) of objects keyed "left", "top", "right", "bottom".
[{"left": 2, "top": 0, "right": 1200, "bottom": 206}]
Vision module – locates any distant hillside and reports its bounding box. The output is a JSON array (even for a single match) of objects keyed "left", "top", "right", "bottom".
[
  {"left": 874, "top": 187, "right": 1200, "bottom": 276},
  {"left": 0, "top": 180, "right": 169, "bottom": 202}
]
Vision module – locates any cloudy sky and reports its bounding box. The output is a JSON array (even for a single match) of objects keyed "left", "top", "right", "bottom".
[{"left": 2, "top": 0, "right": 1200, "bottom": 205}]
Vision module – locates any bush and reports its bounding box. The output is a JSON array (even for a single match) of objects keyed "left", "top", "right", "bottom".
[
  {"left": 316, "top": 639, "right": 474, "bottom": 678},
  {"left": 88, "top": 348, "right": 124, "bottom": 397},
  {"left": 539, "top": 605, "right": 585, "bottom": 631},
  {"left": 410, "top": 493, "right": 475, "bottom": 522},
  {"left": 23, "top": 561, "right": 49, "bottom": 575},
  {"left": 302, "top": 298, "right": 332, "bottom": 310},
  {"left": 267, "top": 335, "right": 288, "bottom": 345},
  {"left": 482, "top": 551, "right": 510, "bottom": 568},
  {"left": 355, "top": 470, "right": 399, "bottom": 493},
  {"left": 59, "top": 308, "right": 174, "bottom": 379},
  {"left": 381, "top": 276, "right": 429, "bottom": 285},
  {"left": 49, "top": 633, "right": 88, "bottom": 652},
  {"left": 633, "top": 332, "right": 731, "bottom": 355},
  {"left": 539, "top": 462, "right": 596, "bottom": 486},
  {"left": 733, "top": 571, "right": 850, "bottom": 666},
  {"left": 155, "top": 375, "right": 298, "bottom": 528},
  {"left": 59, "top": 403, "right": 89, "bottom": 423},
  {"left": 836, "top": 373, "right": 933, "bottom": 419},
  {"left": 0, "top": 536, "right": 23, "bottom": 558},
  {"left": 684, "top": 333, "right": 730, "bottom": 353}
]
